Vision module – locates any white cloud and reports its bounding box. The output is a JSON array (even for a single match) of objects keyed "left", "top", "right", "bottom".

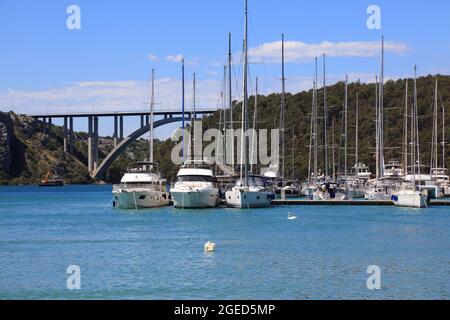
[
  {"left": 148, "top": 54, "right": 159, "bottom": 61},
  {"left": 247, "top": 40, "right": 411, "bottom": 63},
  {"left": 0, "top": 78, "right": 223, "bottom": 115},
  {"left": 165, "top": 54, "right": 184, "bottom": 63}
]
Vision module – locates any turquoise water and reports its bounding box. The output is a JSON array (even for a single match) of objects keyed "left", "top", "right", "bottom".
[{"left": 0, "top": 185, "right": 449, "bottom": 300}]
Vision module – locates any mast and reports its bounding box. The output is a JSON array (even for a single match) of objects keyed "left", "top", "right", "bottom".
[
  {"left": 219, "top": 67, "right": 226, "bottom": 164},
  {"left": 379, "top": 35, "right": 385, "bottom": 178},
  {"left": 228, "top": 32, "right": 234, "bottom": 168},
  {"left": 413, "top": 64, "right": 420, "bottom": 184},
  {"left": 442, "top": 81, "right": 446, "bottom": 169},
  {"left": 314, "top": 57, "right": 318, "bottom": 183},
  {"left": 181, "top": 58, "right": 185, "bottom": 162},
  {"left": 403, "top": 80, "right": 409, "bottom": 174},
  {"left": 323, "top": 54, "right": 328, "bottom": 178},
  {"left": 193, "top": 73, "right": 196, "bottom": 118},
  {"left": 308, "top": 81, "right": 314, "bottom": 183},
  {"left": 355, "top": 91, "right": 359, "bottom": 166},
  {"left": 149, "top": 69, "right": 155, "bottom": 163},
  {"left": 332, "top": 118, "right": 336, "bottom": 180},
  {"left": 431, "top": 77, "right": 438, "bottom": 172},
  {"left": 344, "top": 75, "right": 348, "bottom": 178},
  {"left": 240, "top": 0, "right": 249, "bottom": 186},
  {"left": 251, "top": 77, "right": 258, "bottom": 173},
  {"left": 280, "top": 33, "right": 286, "bottom": 182},
  {"left": 375, "top": 75, "right": 379, "bottom": 179}
]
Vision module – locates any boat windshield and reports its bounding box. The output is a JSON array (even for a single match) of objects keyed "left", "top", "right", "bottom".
[{"left": 177, "top": 175, "right": 216, "bottom": 182}]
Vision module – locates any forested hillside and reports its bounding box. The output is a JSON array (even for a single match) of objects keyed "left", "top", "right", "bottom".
[{"left": 1, "top": 74, "right": 449, "bottom": 184}]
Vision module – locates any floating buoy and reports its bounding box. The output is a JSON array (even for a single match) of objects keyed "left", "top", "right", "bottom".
[
  {"left": 204, "top": 241, "right": 216, "bottom": 252},
  {"left": 287, "top": 213, "right": 298, "bottom": 220}
]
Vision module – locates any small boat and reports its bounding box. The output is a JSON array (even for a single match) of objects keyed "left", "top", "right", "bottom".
[
  {"left": 344, "top": 179, "right": 366, "bottom": 199},
  {"left": 312, "top": 182, "right": 347, "bottom": 201},
  {"left": 431, "top": 168, "right": 450, "bottom": 197},
  {"left": 39, "top": 171, "right": 64, "bottom": 187},
  {"left": 364, "top": 183, "right": 392, "bottom": 201},
  {"left": 276, "top": 183, "right": 302, "bottom": 199},
  {"left": 383, "top": 159, "right": 404, "bottom": 179},
  {"left": 392, "top": 184, "right": 428, "bottom": 208},
  {"left": 351, "top": 162, "right": 372, "bottom": 180}
]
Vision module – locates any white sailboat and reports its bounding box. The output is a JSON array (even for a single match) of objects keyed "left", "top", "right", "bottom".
[
  {"left": 393, "top": 66, "right": 427, "bottom": 208},
  {"left": 112, "top": 70, "right": 171, "bottom": 209},
  {"left": 225, "top": 0, "right": 272, "bottom": 209}
]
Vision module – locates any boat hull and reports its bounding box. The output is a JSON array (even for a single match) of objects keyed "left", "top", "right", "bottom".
[
  {"left": 392, "top": 192, "right": 428, "bottom": 208},
  {"left": 225, "top": 188, "right": 272, "bottom": 208},
  {"left": 113, "top": 189, "right": 170, "bottom": 209},
  {"left": 171, "top": 189, "right": 219, "bottom": 208}
]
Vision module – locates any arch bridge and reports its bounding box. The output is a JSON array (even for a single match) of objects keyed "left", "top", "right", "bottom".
[{"left": 30, "top": 109, "right": 216, "bottom": 179}]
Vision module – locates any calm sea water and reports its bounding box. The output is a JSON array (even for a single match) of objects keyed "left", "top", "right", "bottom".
[{"left": 0, "top": 185, "right": 449, "bottom": 300}]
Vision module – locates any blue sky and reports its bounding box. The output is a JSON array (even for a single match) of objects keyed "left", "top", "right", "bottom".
[{"left": 1, "top": 0, "right": 449, "bottom": 137}]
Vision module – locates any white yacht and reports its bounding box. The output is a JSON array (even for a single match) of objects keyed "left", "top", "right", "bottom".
[
  {"left": 351, "top": 162, "right": 372, "bottom": 180},
  {"left": 364, "top": 180, "right": 392, "bottom": 201},
  {"left": 112, "top": 70, "right": 171, "bottom": 209},
  {"left": 431, "top": 168, "right": 450, "bottom": 197},
  {"left": 112, "top": 162, "right": 171, "bottom": 209},
  {"left": 392, "top": 183, "right": 428, "bottom": 208},
  {"left": 170, "top": 160, "right": 219, "bottom": 209},
  {"left": 404, "top": 173, "right": 444, "bottom": 199},
  {"left": 312, "top": 182, "right": 348, "bottom": 201},
  {"left": 344, "top": 179, "right": 366, "bottom": 199},
  {"left": 383, "top": 159, "right": 404, "bottom": 179}
]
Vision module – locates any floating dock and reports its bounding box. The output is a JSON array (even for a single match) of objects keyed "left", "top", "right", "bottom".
[{"left": 271, "top": 199, "right": 450, "bottom": 206}]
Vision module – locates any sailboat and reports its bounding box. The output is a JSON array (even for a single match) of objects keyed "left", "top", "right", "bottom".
[
  {"left": 225, "top": 0, "right": 273, "bottom": 208},
  {"left": 112, "top": 70, "right": 171, "bottom": 209},
  {"left": 366, "top": 38, "right": 391, "bottom": 201},
  {"left": 393, "top": 66, "right": 428, "bottom": 208}
]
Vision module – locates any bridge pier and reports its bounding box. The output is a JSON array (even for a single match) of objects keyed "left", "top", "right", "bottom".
[
  {"left": 140, "top": 115, "right": 144, "bottom": 128},
  {"left": 88, "top": 116, "right": 93, "bottom": 172},
  {"left": 69, "top": 117, "right": 74, "bottom": 153},
  {"left": 48, "top": 117, "right": 52, "bottom": 133},
  {"left": 146, "top": 115, "right": 149, "bottom": 125},
  {"left": 63, "top": 117, "right": 68, "bottom": 153},
  {"left": 42, "top": 117, "right": 47, "bottom": 131},
  {"left": 119, "top": 116, "right": 124, "bottom": 140},
  {"left": 113, "top": 115, "right": 118, "bottom": 148},
  {"left": 93, "top": 116, "right": 99, "bottom": 171}
]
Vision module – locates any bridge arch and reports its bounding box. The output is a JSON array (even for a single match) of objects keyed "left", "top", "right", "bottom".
[{"left": 91, "top": 116, "right": 188, "bottom": 179}]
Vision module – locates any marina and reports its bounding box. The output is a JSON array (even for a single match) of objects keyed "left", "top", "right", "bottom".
[{"left": 0, "top": 0, "right": 449, "bottom": 303}]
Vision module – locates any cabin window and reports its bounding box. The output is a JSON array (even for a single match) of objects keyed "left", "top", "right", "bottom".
[{"left": 139, "top": 195, "right": 146, "bottom": 200}]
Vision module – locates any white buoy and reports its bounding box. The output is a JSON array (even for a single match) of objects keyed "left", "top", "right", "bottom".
[
  {"left": 287, "top": 213, "right": 298, "bottom": 220},
  {"left": 204, "top": 241, "right": 216, "bottom": 252}
]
